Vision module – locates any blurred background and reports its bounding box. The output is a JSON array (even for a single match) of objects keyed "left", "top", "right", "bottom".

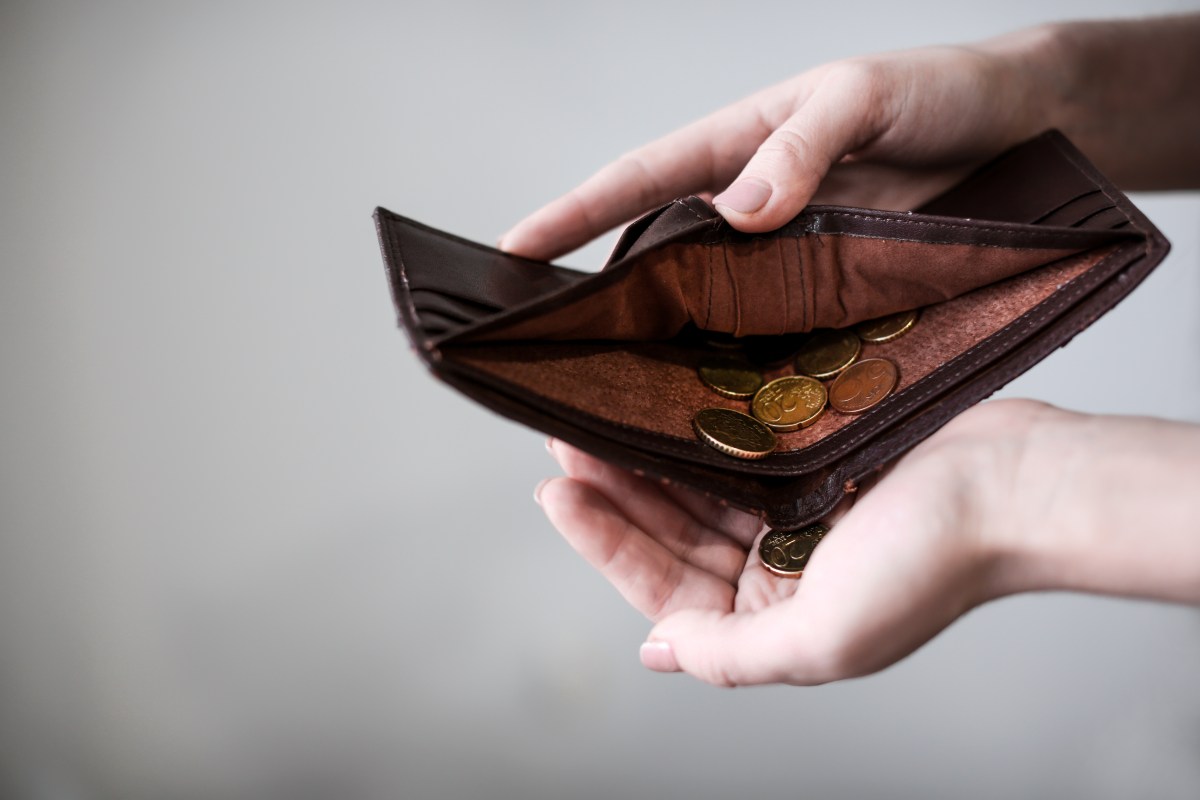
[{"left": 2, "top": 1, "right": 1198, "bottom": 798}]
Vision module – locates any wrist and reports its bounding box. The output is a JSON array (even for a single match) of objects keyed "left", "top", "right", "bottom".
[
  {"left": 974, "top": 21, "right": 1074, "bottom": 145},
  {"left": 986, "top": 408, "right": 1200, "bottom": 604},
  {"left": 982, "top": 404, "right": 1095, "bottom": 598}
]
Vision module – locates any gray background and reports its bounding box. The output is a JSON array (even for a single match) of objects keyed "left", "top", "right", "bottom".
[{"left": 2, "top": 1, "right": 1199, "bottom": 798}]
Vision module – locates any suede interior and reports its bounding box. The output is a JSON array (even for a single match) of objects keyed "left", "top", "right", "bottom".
[
  {"left": 444, "top": 245, "right": 1114, "bottom": 455},
  {"left": 457, "top": 232, "right": 1092, "bottom": 343}
]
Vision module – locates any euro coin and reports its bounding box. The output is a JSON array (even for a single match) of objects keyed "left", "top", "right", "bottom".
[
  {"left": 697, "top": 358, "right": 763, "bottom": 399},
  {"left": 829, "top": 357, "right": 899, "bottom": 414},
  {"left": 853, "top": 310, "right": 919, "bottom": 343},
  {"left": 750, "top": 375, "right": 827, "bottom": 431},
  {"left": 758, "top": 524, "right": 829, "bottom": 578},
  {"left": 793, "top": 329, "right": 861, "bottom": 379},
  {"left": 692, "top": 408, "right": 777, "bottom": 460}
]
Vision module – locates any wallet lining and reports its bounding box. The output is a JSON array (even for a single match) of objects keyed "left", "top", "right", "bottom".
[{"left": 444, "top": 245, "right": 1115, "bottom": 457}]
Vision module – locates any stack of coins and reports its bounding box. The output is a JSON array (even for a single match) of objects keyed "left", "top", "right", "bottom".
[
  {"left": 688, "top": 309, "right": 919, "bottom": 578},
  {"left": 690, "top": 309, "right": 918, "bottom": 460}
]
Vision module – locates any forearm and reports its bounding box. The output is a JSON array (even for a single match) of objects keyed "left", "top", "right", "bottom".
[
  {"left": 1036, "top": 14, "right": 1200, "bottom": 189},
  {"left": 999, "top": 408, "right": 1200, "bottom": 604}
]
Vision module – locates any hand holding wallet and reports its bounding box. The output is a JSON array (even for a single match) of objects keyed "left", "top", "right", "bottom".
[{"left": 374, "top": 132, "right": 1169, "bottom": 530}]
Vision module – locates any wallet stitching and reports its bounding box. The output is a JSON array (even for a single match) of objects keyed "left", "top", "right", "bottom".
[
  {"left": 674, "top": 198, "right": 708, "bottom": 222},
  {"left": 804, "top": 209, "right": 1131, "bottom": 241}
]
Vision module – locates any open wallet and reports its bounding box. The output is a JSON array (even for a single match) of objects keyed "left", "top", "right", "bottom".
[{"left": 374, "top": 131, "right": 1169, "bottom": 531}]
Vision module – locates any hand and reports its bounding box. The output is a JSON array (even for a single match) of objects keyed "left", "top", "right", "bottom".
[
  {"left": 536, "top": 398, "right": 1200, "bottom": 686},
  {"left": 500, "top": 15, "right": 1200, "bottom": 262},
  {"left": 500, "top": 28, "right": 1057, "bottom": 260},
  {"left": 536, "top": 399, "right": 1052, "bottom": 687}
]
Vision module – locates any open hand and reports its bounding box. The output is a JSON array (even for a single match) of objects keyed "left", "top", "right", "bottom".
[{"left": 536, "top": 399, "right": 1056, "bottom": 686}]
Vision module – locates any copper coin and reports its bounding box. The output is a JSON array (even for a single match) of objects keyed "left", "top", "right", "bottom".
[
  {"left": 829, "top": 357, "right": 899, "bottom": 413},
  {"left": 692, "top": 408, "right": 777, "bottom": 460},
  {"left": 697, "top": 358, "right": 763, "bottom": 399},
  {"left": 758, "top": 524, "right": 829, "bottom": 578},
  {"left": 793, "top": 329, "right": 861, "bottom": 379},
  {"left": 750, "top": 375, "right": 827, "bottom": 432},
  {"left": 854, "top": 309, "right": 919, "bottom": 343}
]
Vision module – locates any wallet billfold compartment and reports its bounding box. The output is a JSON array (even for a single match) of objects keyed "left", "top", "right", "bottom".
[{"left": 375, "top": 131, "right": 1169, "bottom": 530}]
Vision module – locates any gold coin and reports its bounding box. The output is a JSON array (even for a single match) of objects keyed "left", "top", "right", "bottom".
[
  {"left": 793, "top": 329, "right": 861, "bottom": 379},
  {"left": 853, "top": 309, "right": 919, "bottom": 343},
  {"left": 829, "top": 357, "right": 899, "bottom": 414},
  {"left": 697, "top": 358, "right": 763, "bottom": 399},
  {"left": 750, "top": 376, "right": 827, "bottom": 432},
  {"left": 758, "top": 524, "right": 829, "bottom": 578},
  {"left": 692, "top": 408, "right": 777, "bottom": 460}
]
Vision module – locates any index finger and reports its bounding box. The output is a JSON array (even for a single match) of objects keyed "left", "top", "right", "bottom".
[{"left": 498, "top": 97, "right": 778, "bottom": 261}]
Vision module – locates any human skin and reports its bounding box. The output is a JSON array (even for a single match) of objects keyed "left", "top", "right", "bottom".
[
  {"left": 536, "top": 401, "right": 1200, "bottom": 686},
  {"left": 505, "top": 16, "right": 1200, "bottom": 686}
]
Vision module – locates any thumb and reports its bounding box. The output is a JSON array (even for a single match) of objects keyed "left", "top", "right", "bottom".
[
  {"left": 640, "top": 603, "right": 826, "bottom": 687},
  {"left": 712, "top": 70, "right": 890, "bottom": 232}
]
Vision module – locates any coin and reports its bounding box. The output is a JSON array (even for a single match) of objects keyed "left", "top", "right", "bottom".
[
  {"left": 829, "top": 357, "right": 899, "bottom": 413},
  {"left": 793, "top": 329, "right": 861, "bottom": 379},
  {"left": 692, "top": 408, "right": 777, "bottom": 460},
  {"left": 750, "top": 375, "right": 827, "bottom": 431},
  {"left": 697, "top": 358, "right": 763, "bottom": 399},
  {"left": 758, "top": 524, "right": 829, "bottom": 578},
  {"left": 853, "top": 310, "right": 919, "bottom": 343}
]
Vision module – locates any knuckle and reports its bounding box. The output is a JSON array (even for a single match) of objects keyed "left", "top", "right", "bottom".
[
  {"left": 822, "top": 58, "right": 889, "bottom": 95},
  {"left": 693, "top": 655, "right": 739, "bottom": 688},
  {"left": 757, "top": 128, "right": 824, "bottom": 191},
  {"left": 608, "top": 152, "right": 664, "bottom": 203},
  {"left": 643, "top": 560, "right": 684, "bottom": 620}
]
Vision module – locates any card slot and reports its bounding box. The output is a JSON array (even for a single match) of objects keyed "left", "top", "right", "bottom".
[
  {"left": 1038, "top": 197, "right": 1118, "bottom": 228},
  {"left": 915, "top": 131, "right": 1105, "bottom": 223},
  {"left": 416, "top": 313, "right": 466, "bottom": 336},
  {"left": 1030, "top": 189, "right": 1105, "bottom": 224},
  {"left": 1071, "top": 206, "right": 1127, "bottom": 229},
  {"left": 410, "top": 289, "right": 502, "bottom": 322},
  {"left": 376, "top": 207, "right": 586, "bottom": 312}
]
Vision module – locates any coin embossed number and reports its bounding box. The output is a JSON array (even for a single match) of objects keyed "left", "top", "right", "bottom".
[
  {"left": 758, "top": 524, "right": 829, "bottom": 577},
  {"left": 829, "top": 358, "right": 899, "bottom": 414},
  {"left": 751, "top": 376, "right": 827, "bottom": 431}
]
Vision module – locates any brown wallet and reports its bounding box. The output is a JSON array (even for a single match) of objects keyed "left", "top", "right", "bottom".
[{"left": 375, "top": 131, "right": 1169, "bottom": 530}]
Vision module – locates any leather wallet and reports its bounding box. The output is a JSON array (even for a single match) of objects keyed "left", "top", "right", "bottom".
[{"left": 375, "top": 131, "right": 1169, "bottom": 530}]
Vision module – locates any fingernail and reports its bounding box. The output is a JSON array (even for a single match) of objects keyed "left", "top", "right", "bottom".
[
  {"left": 639, "top": 641, "right": 679, "bottom": 672},
  {"left": 545, "top": 437, "right": 555, "bottom": 456},
  {"left": 533, "top": 478, "right": 550, "bottom": 506},
  {"left": 712, "top": 179, "right": 771, "bottom": 215}
]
